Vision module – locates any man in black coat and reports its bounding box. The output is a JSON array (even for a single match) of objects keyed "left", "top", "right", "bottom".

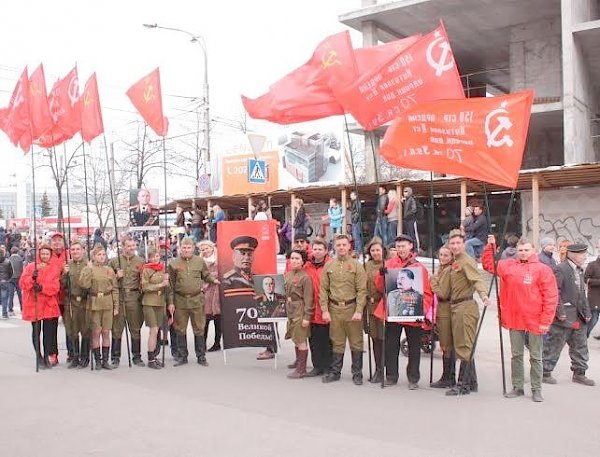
[{"left": 543, "top": 243, "right": 594, "bottom": 386}]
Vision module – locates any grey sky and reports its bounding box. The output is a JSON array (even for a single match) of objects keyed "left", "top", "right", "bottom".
[{"left": 0, "top": 0, "right": 360, "bottom": 194}]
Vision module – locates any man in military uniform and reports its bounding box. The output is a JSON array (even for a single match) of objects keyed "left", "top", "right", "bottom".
[
  {"left": 320, "top": 234, "right": 367, "bottom": 385},
  {"left": 168, "top": 237, "right": 219, "bottom": 366},
  {"left": 543, "top": 243, "right": 595, "bottom": 386},
  {"left": 256, "top": 276, "right": 286, "bottom": 318},
  {"left": 222, "top": 236, "right": 258, "bottom": 293},
  {"left": 109, "top": 237, "right": 145, "bottom": 367},
  {"left": 443, "top": 229, "right": 490, "bottom": 395},
  {"left": 129, "top": 188, "right": 159, "bottom": 227},
  {"left": 61, "top": 240, "right": 90, "bottom": 368},
  {"left": 387, "top": 269, "right": 424, "bottom": 318}
]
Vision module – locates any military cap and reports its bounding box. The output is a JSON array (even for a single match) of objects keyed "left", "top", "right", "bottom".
[
  {"left": 50, "top": 232, "right": 64, "bottom": 239},
  {"left": 230, "top": 236, "right": 258, "bottom": 250},
  {"left": 395, "top": 234, "right": 414, "bottom": 244},
  {"left": 294, "top": 233, "right": 309, "bottom": 242},
  {"left": 566, "top": 243, "right": 587, "bottom": 253}
]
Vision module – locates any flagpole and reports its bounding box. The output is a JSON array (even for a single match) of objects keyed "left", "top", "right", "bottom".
[
  {"left": 102, "top": 135, "right": 132, "bottom": 368},
  {"left": 81, "top": 142, "right": 92, "bottom": 258},
  {"left": 428, "top": 172, "right": 435, "bottom": 385},
  {"left": 30, "top": 144, "right": 40, "bottom": 373},
  {"left": 461, "top": 185, "right": 515, "bottom": 396},
  {"left": 161, "top": 137, "right": 169, "bottom": 368}
]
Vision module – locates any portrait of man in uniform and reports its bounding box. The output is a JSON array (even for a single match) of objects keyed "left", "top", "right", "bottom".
[
  {"left": 386, "top": 268, "right": 424, "bottom": 321},
  {"left": 254, "top": 275, "right": 286, "bottom": 321},
  {"left": 222, "top": 236, "right": 259, "bottom": 293},
  {"left": 129, "top": 188, "right": 160, "bottom": 227}
]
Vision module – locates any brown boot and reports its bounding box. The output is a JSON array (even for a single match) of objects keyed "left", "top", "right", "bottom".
[
  {"left": 287, "top": 346, "right": 299, "bottom": 369},
  {"left": 287, "top": 349, "right": 308, "bottom": 379}
]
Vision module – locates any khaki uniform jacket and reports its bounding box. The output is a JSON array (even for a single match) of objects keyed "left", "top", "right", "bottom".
[
  {"left": 109, "top": 255, "right": 143, "bottom": 305},
  {"left": 430, "top": 264, "right": 452, "bottom": 302},
  {"left": 320, "top": 256, "right": 367, "bottom": 314},
  {"left": 168, "top": 255, "right": 216, "bottom": 309},
  {"left": 142, "top": 268, "right": 168, "bottom": 307},
  {"left": 438, "top": 252, "right": 488, "bottom": 303},
  {"left": 79, "top": 264, "right": 119, "bottom": 312},
  {"left": 365, "top": 259, "right": 384, "bottom": 315},
  {"left": 284, "top": 269, "right": 314, "bottom": 321},
  {"left": 61, "top": 259, "right": 88, "bottom": 308}
]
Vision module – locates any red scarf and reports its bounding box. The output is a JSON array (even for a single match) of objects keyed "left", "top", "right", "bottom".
[{"left": 144, "top": 262, "right": 165, "bottom": 272}]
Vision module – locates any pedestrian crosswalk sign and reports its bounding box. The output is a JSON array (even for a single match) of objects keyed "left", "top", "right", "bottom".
[{"left": 248, "top": 158, "right": 267, "bottom": 184}]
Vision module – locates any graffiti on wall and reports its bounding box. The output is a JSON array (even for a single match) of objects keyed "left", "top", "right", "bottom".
[{"left": 521, "top": 188, "right": 599, "bottom": 257}]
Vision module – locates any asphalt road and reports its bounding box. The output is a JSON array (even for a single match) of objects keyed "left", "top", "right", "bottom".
[{"left": 2, "top": 265, "right": 600, "bottom": 456}]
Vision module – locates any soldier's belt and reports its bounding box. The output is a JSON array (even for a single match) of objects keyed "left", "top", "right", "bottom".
[
  {"left": 330, "top": 298, "right": 357, "bottom": 307},
  {"left": 124, "top": 288, "right": 139, "bottom": 293},
  {"left": 450, "top": 296, "right": 473, "bottom": 305},
  {"left": 71, "top": 295, "right": 83, "bottom": 302},
  {"left": 148, "top": 290, "right": 163, "bottom": 296},
  {"left": 176, "top": 291, "right": 202, "bottom": 298},
  {"left": 90, "top": 291, "right": 112, "bottom": 297}
]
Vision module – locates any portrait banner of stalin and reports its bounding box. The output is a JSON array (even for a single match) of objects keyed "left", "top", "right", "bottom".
[{"left": 217, "top": 220, "right": 279, "bottom": 350}]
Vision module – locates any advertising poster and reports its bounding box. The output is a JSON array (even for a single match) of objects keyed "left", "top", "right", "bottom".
[
  {"left": 385, "top": 267, "right": 425, "bottom": 322},
  {"left": 221, "top": 151, "right": 279, "bottom": 195},
  {"left": 217, "top": 220, "right": 278, "bottom": 350}
]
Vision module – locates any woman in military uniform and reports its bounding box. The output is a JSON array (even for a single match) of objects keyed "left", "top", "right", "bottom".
[
  {"left": 284, "top": 250, "right": 314, "bottom": 379},
  {"left": 141, "top": 248, "right": 169, "bottom": 369},
  {"left": 365, "top": 237, "right": 386, "bottom": 383},
  {"left": 429, "top": 245, "right": 456, "bottom": 388},
  {"left": 80, "top": 245, "right": 119, "bottom": 370}
]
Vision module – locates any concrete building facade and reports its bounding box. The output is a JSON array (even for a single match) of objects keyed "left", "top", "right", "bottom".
[{"left": 340, "top": 0, "right": 600, "bottom": 169}]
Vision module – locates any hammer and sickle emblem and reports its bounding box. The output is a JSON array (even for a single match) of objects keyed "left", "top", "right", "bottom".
[
  {"left": 83, "top": 90, "right": 94, "bottom": 107},
  {"left": 426, "top": 31, "right": 454, "bottom": 77},
  {"left": 321, "top": 49, "right": 342, "bottom": 69},
  {"left": 30, "top": 83, "right": 42, "bottom": 97},
  {"left": 67, "top": 75, "right": 80, "bottom": 107},
  {"left": 143, "top": 84, "right": 156, "bottom": 104},
  {"left": 485, "top": 101, "right": 514, "bottom": 148}
]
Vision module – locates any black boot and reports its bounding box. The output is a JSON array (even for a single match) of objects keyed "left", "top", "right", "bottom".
[
  {"left": 111, "top": 337, "right": 121, "bottom": 366},
  {"left": 66, "top": 335, "right": 74, "bottom": 363},
  {"left": 79, "top": 337, "right": 90, "bottom": 368},
  {"left": 147, "top": 351, "right": 162, "bottom": 369},
  {"left": 208, "top": 315, "right": 222, "bottom": 352},
  {"left": 446, "top": 361, "right": 472, "bottom": 396},
  {"left": 431, "top": 354, "right": 456, "bottom": 388},
  {"left": 174, "top": 334, "right": 188, "bottom": 366},
  {"left": 101, "top": 346, "right": 114, "bottom": 370},
  {"left": 195, "top": 335, "right": 208, "bottom": 366},
  {"left": 93, "top": 347, "right": 102, "bottom": 371},
  {"left": 322, "top": 352, "right": 343, "bottom": 383},
  {"left": 370, "top": 338, "right": 384, "bottom": 383},
  {"left": 131, "top": 339, "right": 145, "bottom": 367},
  {"left": 169, "top": 326, "right": 179, "bottom": 358},
  {"left": 351, "top": 351, "right": 363, "bottom": 385},
  {"left": 68, "top": 336, "right": 80, "bottom": 369}
]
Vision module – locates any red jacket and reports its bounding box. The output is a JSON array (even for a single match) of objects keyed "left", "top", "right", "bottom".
[
  {"left": 481, "top": 244, "right": 558, "bottom": 334},
  {"left": 20, "top": 262, "right": 61, "bottom": 322},
  {"left": 304, "top": 254, "right": 330, "bottom": 325},
  {"left": 49, "top": 250, "right": 68, "bottom": 308},
  {"left": 374, "top": 254, "right": 433, "bottom": 328}
]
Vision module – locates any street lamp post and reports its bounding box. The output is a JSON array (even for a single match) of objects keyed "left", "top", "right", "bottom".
[{"left": 143, "top": 23, "right": 210, "bottom": 192}]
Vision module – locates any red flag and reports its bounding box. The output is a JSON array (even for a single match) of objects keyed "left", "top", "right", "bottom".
[
  {"left": 354, "top": 36, "right": 421, "bottom": 73},
  {"left": 81, "top": 73, "right": 104, "bottom": 143},
  {"left": 0, "top": 68, "right": 30, "bottom": 148},
  {"left": 242, "top": 31, "right": 356, "bottom": 124},
  {"left": 126, "top": 67, "right": 168, "bottom": 136},
  {"left": 48, "top": 66, "right": 82, "bottom": 140},
  {"left": 28, "top": 64, "right": 53, "bottom": 140},
  {"left": 337, "top": 22, "right": 465, "bottom": 131},
  {"left": 380, "top": 90, "right": 534, "bottom": 188}
]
